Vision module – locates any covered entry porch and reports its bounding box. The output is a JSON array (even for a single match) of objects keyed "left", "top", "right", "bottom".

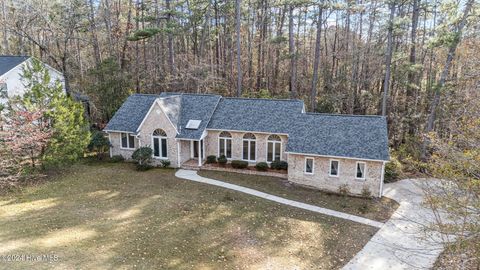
[{"left": 178, "top": 138, "right": 206, "bottom": 168}]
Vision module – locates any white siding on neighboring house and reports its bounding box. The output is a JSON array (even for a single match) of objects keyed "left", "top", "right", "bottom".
[{"left": 0, "top": 58, "right": 65, "bottom": 105}]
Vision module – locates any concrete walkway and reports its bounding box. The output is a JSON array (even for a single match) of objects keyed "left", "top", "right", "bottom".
[
  {"left": 343, "top": 179, "right": 446, "bottom": 270},
  {"left": 175, "top": 169, "right": 383, "bottom": 228}
]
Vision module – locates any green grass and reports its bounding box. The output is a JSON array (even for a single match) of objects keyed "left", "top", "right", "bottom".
[
  {"left": 198, "top": 170, "right": 399, "bottom": 222},
  {"left": 0, "top": 162, "right": 378, "bottom": 269}
]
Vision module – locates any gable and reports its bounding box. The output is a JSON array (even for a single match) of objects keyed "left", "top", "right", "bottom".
[{"left": 137, "top": 101, "right": 178, "bottom": 138}]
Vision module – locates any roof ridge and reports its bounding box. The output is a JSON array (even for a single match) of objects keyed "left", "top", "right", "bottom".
[
  {"left": 223, "top": 97, "right": 303, "bottom": 102},
  {"left": 305, "top": 112, "right": 384, "bottom": 118},
  {"left": 132, "top": 93, "right": 161, "bottom": 97},
  {"left": 162, "top": 91, "right": 221, "bottom": 97},
  {"left": 0, "top": 55, "right": 30, "bottom": 58}
]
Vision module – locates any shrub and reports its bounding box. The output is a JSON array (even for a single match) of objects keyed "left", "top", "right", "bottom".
[
  {"left": 206, "top": 155, "right": 217, "bottom": 164},
  {"left": 231, "top": 160, "right": 248, "bottom": 169},
  {"left": 385, "top": 159, "right": 402, "bottom": 183},
  {"left": 110, "top": 155, "right": 125, "bottom": 163},
  {"left": 361, "top": 186, "right": 372, "bottom": 198},
  {"left": 136, "top": 163, "right": 153, "bottom": 171},
  {"left": 338, "top": 184, "right": 350, "bottom": 196},
  {"left": 218, "top": 155, "right": 227, "bottom": 165},
  {"left": 255, "top": 162, "right": 268, "bottom": 171},
  {"left": 270, "top": 160, "right": 288, "bottom": 170},
  {"left": 160, "top": 159, "right": 171, "bottom": 168},
  {"left": 132, "top": 147, "right": 153, "bottom": 171},
  {"left": 88, "top": 131, "right": 111, "bottom": 160}
]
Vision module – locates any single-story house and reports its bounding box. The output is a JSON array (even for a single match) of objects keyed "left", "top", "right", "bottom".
[
  {"left": 0, "top": 55, "right": 65, "bottom": 105},
  {"left": 104, "top": 92, "right": 390, "bottom": 197}
]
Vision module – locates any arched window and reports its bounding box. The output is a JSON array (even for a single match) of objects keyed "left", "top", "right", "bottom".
[
  {"left": 152, "top": 129, "right": 167, "bottom": 158},
  {"left": 242, "top": 133, "right": 256, "bottom": 161},
  {"left": 267, "top": 134, "right": 282, "bottom": 162},
  {"left": 218, "top": 131, "right": 232, "bottom": 158},
  {"left": 153, "top": 129, "right": 167, "bottom": 136}
]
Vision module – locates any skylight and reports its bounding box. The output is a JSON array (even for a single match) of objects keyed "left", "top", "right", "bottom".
[{"left": 186, "top": 120, "right": 202, "bottom": 129}]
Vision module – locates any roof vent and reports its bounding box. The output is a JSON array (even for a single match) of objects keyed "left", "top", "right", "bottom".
[{"left": 186, "top": 120, "right": 202, "bottom": 129}]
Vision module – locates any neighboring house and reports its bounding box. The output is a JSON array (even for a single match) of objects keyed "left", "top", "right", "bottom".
[
  {"left": 105, "top": 93, "right": 390, "bottom": 197},
  {"left": 0, "top": 55, "right": 65, "bottom": 105}
]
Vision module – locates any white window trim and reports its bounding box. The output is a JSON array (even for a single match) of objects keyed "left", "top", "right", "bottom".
[
  {"left": 242, "top": 136, "right": 257, "bottom": 162},
  {"left": 329, "top": 159, "right": 340, "bottom": 177},
  {"left": 355, "top": 161, "right": 367, "bottom": 180},
  {"left": 304, "top": 157, "right": 314, "bottom": 175},
  {"left": 218, "top": 133, "right": 232, "bottom": 159},
  {"left": 120, "top": 133, "right": 136, "bottom": 149},
  {"left": 152, "top": 134, "right": 168, "bottom": 159},
  {"left": 266, "top": 138, "right": 282, "bottom": 163}
]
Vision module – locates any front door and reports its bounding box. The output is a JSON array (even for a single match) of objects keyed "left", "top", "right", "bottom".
[{"left": 192, "top": 140, "right": 204, "bottom": 158}]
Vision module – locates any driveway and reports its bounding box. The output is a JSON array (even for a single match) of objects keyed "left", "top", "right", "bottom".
[{"left": 343, "top": 179, "right": 446, "bottom": 270}]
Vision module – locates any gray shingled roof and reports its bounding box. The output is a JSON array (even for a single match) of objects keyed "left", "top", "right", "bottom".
[
  {"left": 286, "top": 113, "right": 389, "bottom": 161},
  {"left": 105, "top": 92, "right": 389, "bottom": 161},
  {"left": 104, "top": 94, "right": 158, "bottom": 133},
  {"left": 0, "top": 56, "right": 30, "bottom": 76},
  {"left": 160, "top": 93, "right": 221, "bottom": 140},
  {"left": 207, "top": 97, "right": 305, "bottom": 134}
]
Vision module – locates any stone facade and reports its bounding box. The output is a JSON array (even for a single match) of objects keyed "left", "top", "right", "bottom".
[{"left": 287, "top": 153, "right": 385, "bottom": 197}]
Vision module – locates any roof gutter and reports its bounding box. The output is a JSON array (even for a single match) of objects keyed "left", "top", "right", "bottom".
[{"left": 285, "top": 151, "right": 389, "bottom": 163}]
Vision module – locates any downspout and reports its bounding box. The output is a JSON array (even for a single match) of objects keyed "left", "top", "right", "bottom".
[{"left": 379, "top": 161, "right": 386, "bottom": 197}]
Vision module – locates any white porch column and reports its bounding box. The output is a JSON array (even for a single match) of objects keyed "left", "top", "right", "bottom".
[{"left": 198, "top": 140, "right": 202, "bottom": 166}]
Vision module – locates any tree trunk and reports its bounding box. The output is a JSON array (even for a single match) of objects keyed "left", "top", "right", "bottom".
[
  {"left": 235, "top": 0, "right": 242, "bottom": 97},
  {"left": 166, "top": 0, "right": 176, "bottom": 75},
  {"left": 288, "top": 5, "right": 297, "bottom": 99},
  {"left": 272, "top": 5, "right": 286, "bottom": 93},
  {"left": 421, "top": 0, "right": 475, "bottom": 159},
  {"left": 88, "top": 0, "right": 102, "bottom": 67},
  {"left": 405, "top": 0, "right": 419, "bottom": 137},
  {"left": 1, "top": 0, "right": 8, "bottom": 54},
  {"left": 310, "top": 4, "right": 322, "bottom": 112},
  {"left": 120, "top": 0, "right": 133, "bottom": 70},
  {"left": 381, "top": 2, "right": 395, "bottom": 116}
]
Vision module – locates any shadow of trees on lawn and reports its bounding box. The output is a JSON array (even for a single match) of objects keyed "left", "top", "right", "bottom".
[{"left": 0, "top": 163, "right": 377, "bottom": 269}]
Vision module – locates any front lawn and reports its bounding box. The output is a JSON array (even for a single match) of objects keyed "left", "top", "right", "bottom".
[
  {"left": 198, "top": 170, "right": 398, "bottom": 222},
  {"left": 0, "top": 162, "right": 377, "bottom": 269}
]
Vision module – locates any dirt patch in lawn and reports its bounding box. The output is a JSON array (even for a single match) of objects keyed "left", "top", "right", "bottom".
[
  {"left": 0, "top": 162, "right": 377, "bottom": 269},
  {"left": 198, "top": 170, "right": 399, "bottom": 222}
]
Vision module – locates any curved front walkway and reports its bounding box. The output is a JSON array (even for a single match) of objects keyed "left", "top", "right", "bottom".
[
  {"left": 343, "top": 179, "right": 445, "bottom": 270},
  {"left": 175, "top": 169, "right": 383, "bottom": 228}
]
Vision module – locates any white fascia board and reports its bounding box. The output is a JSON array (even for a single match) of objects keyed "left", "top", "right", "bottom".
[{"left": 103, "top": 130, "right": 136, "bottom": 134}]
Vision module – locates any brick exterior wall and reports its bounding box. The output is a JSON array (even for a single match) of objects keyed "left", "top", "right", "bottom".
[
  {"left": 204, "top": 130, "right": 288, "bottom": 164},
  {"left": 108, "top": 132, "right": 138, "bottom": 159},
  {"left": 287, "top": 153, "right": 384, "bottom": 197},
  {"left": 109, "top": 101, "right": 180, "bottom": 167}
]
